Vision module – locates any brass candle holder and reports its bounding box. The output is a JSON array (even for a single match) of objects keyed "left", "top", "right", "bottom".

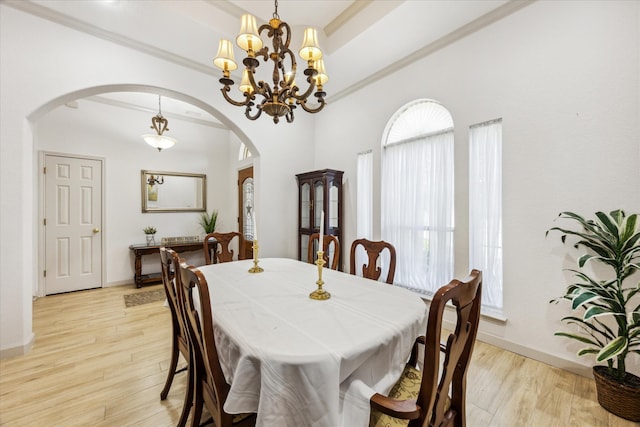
[
  {"left": 248, "top": 239, "right": 263, "bottom": 273},
  {"left": 309, "top": 250, "right": 331, "bottom": 300}
]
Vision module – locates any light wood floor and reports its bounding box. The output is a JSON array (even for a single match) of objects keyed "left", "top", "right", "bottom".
[{"left": 0, "top": 284, "right": 637, "bottom": 427}]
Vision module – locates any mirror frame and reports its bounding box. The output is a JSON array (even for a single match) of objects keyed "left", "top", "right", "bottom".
[{"left": 141, "top": 170, "right": 207, "bottom": 213}]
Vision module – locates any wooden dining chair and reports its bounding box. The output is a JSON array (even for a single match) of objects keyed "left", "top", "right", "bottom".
[
  {"left": 203, "top": 231, "right": 248, "bottom": 265},
  {"left": 350, "top": 238, "right": 397, "bottom": 284},
  {"left": 159, "top": 247, "right": 193, "bottom": 427},
  {"left": 307, "top": 232, "right": 340, "bottom": 270},
  {"left": 369, "top": 270, "right": 482, "bottom": 427},
  {"left": 179, "top": 263, "right": 256, "bottom": 427}
]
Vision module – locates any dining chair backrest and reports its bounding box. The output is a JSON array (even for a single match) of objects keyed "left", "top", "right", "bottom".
[
  {"left": 203, "top": 231, "right": 247, "bottom": 264},
  {"left": 203, "top": 233, "right": 218, "bottom": 265},
  {"left": 160, "top": 248, "right": 189, "bottom": 343},
  {"left": 307, "top": 233, "right": 340, "bottom": 270},
  {"left": 349, "top": 238, "right": 396, "bottom": 284},
  {"left": 159, "top": 247, "right": 193, "bottom": 424},
  {"left": 179, "top": 263, "right": 238, "bottom": 427},
  {"left": 369, "top": 270, "right": 483, "bottom": 427}
]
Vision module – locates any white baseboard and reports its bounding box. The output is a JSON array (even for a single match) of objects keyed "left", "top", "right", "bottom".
[
  {"left": 104, "top": 279, "right": 136, "bottom": 288},
  {"left": 441, "top": 318, "right": 593, "bottom": 379},
  {"left": 0, "top": 333, "right": 34, "bottom": 360}
]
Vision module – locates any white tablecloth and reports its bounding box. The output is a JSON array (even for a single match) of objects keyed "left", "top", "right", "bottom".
[{"left": 197, "top": 258, "right": 427, "bottom": 427}]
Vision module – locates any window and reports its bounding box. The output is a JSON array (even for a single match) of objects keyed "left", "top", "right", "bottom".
[
  {"left": 356, "top": 151, "right": 373, "bottom": 239},
  {"left": 238, "top": 143, "right": 252, "bottom": 161},
  {"left": 469, "top": 119, "right": 503, "bottom": 310},
  {"left": 381, "top": 99, "right": 454, "bottom": 294},
  {"left": 356, "top": 151, "right": 373, "bottom": 268}
]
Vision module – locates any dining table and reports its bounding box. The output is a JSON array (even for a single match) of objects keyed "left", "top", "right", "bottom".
[{"left": 197, "top": 257, "right": 428, "bottom": 427}]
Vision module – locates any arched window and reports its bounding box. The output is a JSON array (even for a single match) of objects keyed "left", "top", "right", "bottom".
[
  {"left": 381, "top": 99, "right": 454, "bottom": 294},
  {"left": 238, "top": 143, "right": 252, "bottom": 161}
]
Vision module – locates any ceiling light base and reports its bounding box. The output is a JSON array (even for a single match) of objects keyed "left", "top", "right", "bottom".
[{"left": 262, "top": 101, "right": 290, "bottom": 118}]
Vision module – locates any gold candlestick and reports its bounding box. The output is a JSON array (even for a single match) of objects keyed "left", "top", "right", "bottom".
[
  {"left": 309, "top": 250, "right": 331, "bottom": 300},
  {"left": 248, "top": 239, "right": 263, "bottom": 273}
]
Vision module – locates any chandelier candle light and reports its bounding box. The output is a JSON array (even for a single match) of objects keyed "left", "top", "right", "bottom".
[
  {"left": 213, "top": 0, "right": 328, "bottom": 124},
  {"left": 310, "top": 210, "right": 330, "bottom": 300},
  {"left": 141, "top": 95, "right": 177, "bottom": 151},
  {"left": 248, "top": 210, "right": 263, "bottom": 273}
]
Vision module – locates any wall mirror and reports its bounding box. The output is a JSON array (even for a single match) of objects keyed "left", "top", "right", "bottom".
[{"left": 141, "top": 170, "right": 206, "bottom": 213}]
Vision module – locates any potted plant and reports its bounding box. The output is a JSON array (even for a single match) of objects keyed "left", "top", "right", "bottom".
[
  {"left": 199, "top": 210, "right": 219, "bottom": 235},
  {"left": 547, "top": 210, "right": 640, "bottom": 421},
  {"left": 143, "top": 226, "right": 157, "bottom": 246}
]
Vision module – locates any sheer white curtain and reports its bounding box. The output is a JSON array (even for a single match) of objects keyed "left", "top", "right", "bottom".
[
  {"left": 469, "top": 120, "right": 503, "bottom": 309},
  {"left": 356, "top": 151, "right": 373, "bottom": 239},
  {"left": 382, "top": 131, "right": 454, "bottom": 294},
  {"left": 356, "top": 151, "right": 373, "bottom": 270}
]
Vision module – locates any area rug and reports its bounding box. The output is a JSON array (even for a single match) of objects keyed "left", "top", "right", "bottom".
[{"left": 123, "top": 289, "right": 166, "bottom": 308}]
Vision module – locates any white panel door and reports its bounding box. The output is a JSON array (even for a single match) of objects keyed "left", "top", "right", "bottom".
[{"left": 44, "top": 155, "right": 102, "bottom": 294}]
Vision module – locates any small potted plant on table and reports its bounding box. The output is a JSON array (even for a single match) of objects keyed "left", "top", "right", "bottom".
[
  {"left": 199, "top": 210, "right": 218, "bottom": 235},
  {"left": 143, "top": 226, "right": 157, "bottom": 246},
  {"left": 548, "top": 210, "right": 640, "bottom": 421}
]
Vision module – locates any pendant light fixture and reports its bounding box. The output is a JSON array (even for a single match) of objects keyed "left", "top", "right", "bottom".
[{"left": 141, "top": 95, "right": 177, "bottom": 151}]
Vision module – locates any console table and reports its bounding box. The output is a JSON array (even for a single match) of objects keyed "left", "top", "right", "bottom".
[{"left": 129, "top": 241, "right": 216, "bottom": 288}]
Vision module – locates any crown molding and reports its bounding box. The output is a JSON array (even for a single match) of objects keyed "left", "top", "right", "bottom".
[
  {"left": 3, "top": 0, "right": 216, "bottom": 77},
  {"left": 324, "top": 0, "right": 372, "bottom": 38},
  {"left": 329, "top": 0, "right": 535, "bottom": 103}
]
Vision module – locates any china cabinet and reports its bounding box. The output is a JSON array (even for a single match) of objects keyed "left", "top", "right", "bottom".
[{"left": 296, "top": 169, "right": 343, "bottom": 269}]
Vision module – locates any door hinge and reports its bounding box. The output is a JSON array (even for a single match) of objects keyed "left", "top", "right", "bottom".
[
  {"left": 43, "top": 218, "right": 47, "bottom": 226},
  {"left": 43, "top": 270, "right": 47, "bottom": 277},
  {"left": 43, "top": 166, "right": 46, "bottom": 174}
]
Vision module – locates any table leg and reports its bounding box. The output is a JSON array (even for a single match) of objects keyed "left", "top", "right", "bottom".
[{"left": 134, "top": 252, "right": 142, "bottom": 288}]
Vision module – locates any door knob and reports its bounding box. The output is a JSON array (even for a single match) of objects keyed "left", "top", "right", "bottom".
[{"left": 93, "top": 228, "right": 100, "bottom": 233}]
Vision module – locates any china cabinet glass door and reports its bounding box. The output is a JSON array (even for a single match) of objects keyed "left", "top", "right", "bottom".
[{"left": 296, "top": 169, "right": 344, "bottom": 269}]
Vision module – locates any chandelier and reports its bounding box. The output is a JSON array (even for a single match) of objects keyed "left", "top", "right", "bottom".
[
  {"left": 146, "top": 175, "right": 164, "bottom": 186},
  {"left": 213, "top": 0, "right": 327, "bottom": 124},
  {"left": 141, "top": 95, "right": 177, "bottom": 151}
]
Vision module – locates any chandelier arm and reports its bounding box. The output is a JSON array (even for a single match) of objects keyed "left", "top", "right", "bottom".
[
  {"left": 257, "top": 23, "right": 275, "bottom": 62},
  {"left": 279, "top": 22, "right": 292, "bottom": 57},
  {"left": 255, "top": 80, "right": 273, "bottom": 100},
  {"left": 258, "top": 22, "right": 274, "bottom": 37},
  {"left": 276, "top": 23, "right": 297, "bottom": 98},
  {"left": 220, "top": 85, "right": 254, "bottom": 107},
  {"left": 254, "top": 44, "right": 270, "bottom": 63},
  {"left": 278, "top": 46, "right": 297, "bottom": 94},
  {"left": 245, "top": 102, "right": 262, "bottom": 121},
  {"left": 242, "top": 56, "right": 273, "bottom": 100},
  {"left": 298, "top": 95, "right": 326, "bottom": 114},
  {"left": 285, "top": 108, "right": 295, "bottom": 123},
  {"left": 290, "top": 68, "right": 319, "bottom": 101}
]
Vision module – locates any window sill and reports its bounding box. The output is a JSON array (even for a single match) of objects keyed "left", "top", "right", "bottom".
[{"left": 417, "top": 294, "right": 507, "bottom": 324}]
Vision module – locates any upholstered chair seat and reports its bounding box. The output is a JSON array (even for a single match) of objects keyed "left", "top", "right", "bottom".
[{"left": 370, "top": 363, "right": 451, "bottom": 427}]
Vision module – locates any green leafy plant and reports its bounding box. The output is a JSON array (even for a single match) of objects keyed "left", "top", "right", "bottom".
[
  {"left": 143, "top": 226, "right": 157, "bottom": 235},
  {"left": 547, "top": 210, "right": 640, "bottom": 381},
  {"left": 199, "top": 210, "right": 219, "bottom": 234}
]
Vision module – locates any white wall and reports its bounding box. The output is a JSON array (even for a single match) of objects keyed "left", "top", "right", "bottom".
[
  {"left": 315, "top": 0, "right": 640, "bottom": 375},
  {"left": 0, "top": 5, "right": 314, "bottom": 355}
]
